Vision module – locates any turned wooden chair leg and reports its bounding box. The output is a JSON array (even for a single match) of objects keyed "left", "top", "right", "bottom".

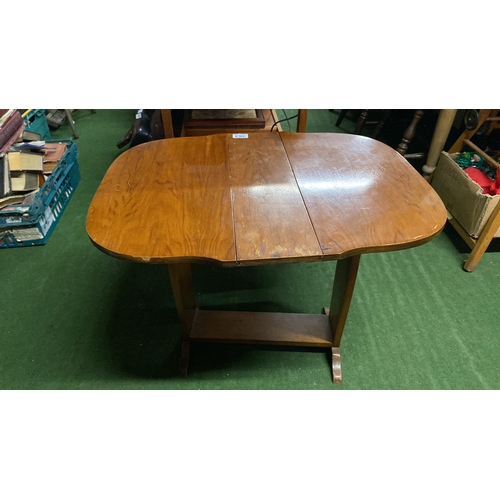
[
  {"left": 355, "top": 110, "right": 369, "bottom": 135},
  {"left": 396, "top": 110, "right": 424, "bottom": 156},
  {"left": 336, "top": 109, "right": 349, "bottom": 127},
  {"left": 372, "top": 110, "right": 391, "bottom": 139}
]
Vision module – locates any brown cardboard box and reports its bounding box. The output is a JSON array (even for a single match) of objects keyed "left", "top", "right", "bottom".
[{"left": 431, "top": 152, "right": 500, "bottom": 239}]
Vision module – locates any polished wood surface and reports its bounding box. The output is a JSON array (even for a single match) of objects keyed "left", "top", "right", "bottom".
[
  {"left": 87, "top": 131, "right": 447, "bottom": 383},
  {"left": 87, "top": 134, "right": 236, "bottom": 264},
  {"left": 279, "top": 133, "right": 446, "bottom": 258},
  {"left": 87, "top": 132, "right": 446, "bottom": 265},
  {"left": 228, "top": 133, "right": 321, "bottom": 263}
]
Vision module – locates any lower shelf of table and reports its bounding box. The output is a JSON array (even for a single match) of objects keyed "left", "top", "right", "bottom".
[{"left": 189, "top": 309, "right": 334, "bottom": 347}]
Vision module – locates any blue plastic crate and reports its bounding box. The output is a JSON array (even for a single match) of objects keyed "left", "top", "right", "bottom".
[
  {"left": 0, "top": 139, "right": 80, "bottom": 248},
  {"left": 23, "top": 109, "right": 51, "bottom": 140}
]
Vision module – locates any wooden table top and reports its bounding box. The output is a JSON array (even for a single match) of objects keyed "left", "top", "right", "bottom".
[{"left": 86, "top": 132, "right": 447, "bottom": 266}]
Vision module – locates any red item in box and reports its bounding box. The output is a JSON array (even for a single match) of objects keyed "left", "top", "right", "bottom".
[{"left": 464, "top": 167, "right": 500, "bottom": 195}]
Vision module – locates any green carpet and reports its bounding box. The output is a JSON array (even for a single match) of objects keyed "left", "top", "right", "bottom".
[{"left": 1, "top": 109, "right": 499, "bottom": 390}]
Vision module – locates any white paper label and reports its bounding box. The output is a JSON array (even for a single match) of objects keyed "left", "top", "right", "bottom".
[
  {"left": 6, "top": 217, "right": 23, "bottom": 224},
  {"left": 39, "top": 206, "right": 55, "bottom": 236},
  {"left": 232, "top": 134, "right": 248, "bottom": 139},
  {"left": 12, "top": 227, "right": 43, "bottom": 241}
]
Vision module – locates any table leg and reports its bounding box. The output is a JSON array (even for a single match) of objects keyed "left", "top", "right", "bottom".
[
  {"left": 327, "top": 255, "right": 361, "bottom": 383},
  {"left": 168, "top": 263, "right": 197, "bottom": 376},
  {"left": 170, "top": 257, "right": 360, "bottom": 382},
  {"left": 161, "top": 109, "right": 175, "bottom": 139},
  {"left": 296, "top": 109, "right": 308, "bottom": 133}
]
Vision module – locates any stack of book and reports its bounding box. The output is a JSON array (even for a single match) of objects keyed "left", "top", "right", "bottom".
[
  {"left": 0, "top": 109, "right": 67, "bottom": 210},
  {"left": 0, "top": 109, "right": 25, "bottom": 153}
]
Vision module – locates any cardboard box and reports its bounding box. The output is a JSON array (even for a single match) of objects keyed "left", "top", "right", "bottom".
[{"left": 431, "top": 152, "right": 500, "bottom": 239}]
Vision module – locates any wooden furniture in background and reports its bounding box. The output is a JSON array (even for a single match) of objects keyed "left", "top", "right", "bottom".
[
  {"left": 182, "top": 109, "right": 268, "bottom": 136},
  {"left": 332, "top": 109, "right": 426, "bottom": 160},
  {"left": 161, "top": 109, "right": 307, "bottom": 138},
  {"left": 439, "top": 110, "right": 500, "bottom": 272},
  {"left": 449, "top": 110, "right": 500, "bottom": 154},
  {"left": 395, "top": 110, "right": 425, "bottom": 157},
  {"left": 422, "top": 109, "right": 457, "bottom": 179},
  {"left": 335, "top": 109, "right": 390, "bottom": 138},
  {"left": 296, "top": 109, "right": 308, "bottom": 133},
  {"left": 449, "top": 201, "right": 500, "bottom": 272},
  {"left": 161, "top": 110, "right": 174, "bottom": 139},
  {"left": 87, "top": 132, "right": 446, "bottom": 383}
]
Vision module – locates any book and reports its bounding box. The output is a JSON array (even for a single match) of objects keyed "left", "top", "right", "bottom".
[
  {"left": 9, "top": 141, "right": 46, "bottom": 154},
  {"left": 0, "top": 190, "right": 39, "bottom": 210},
  {"left": 10, "top": 171, "right": 42, "bottom": 192},
  {"left": 15, "top": 129, "right": 42, "bottom": 142},
  {"left": 1, "top": 124, "right": 25, "bottom": 154},
  {"left": 42, "top": 142, "right": 67, "bottom": 173},
  {"left": 7, "top": 151, "right": 44, "bottom": 172},
  {"left": 0, "top": 193, "right": 29, "bottom": 209},
  {"left": 0, "top": 154, "right": 11, "bottom": 197},
  {"left": 0, "top": 109, "right": 15, "bottom": 125},
  {"left": 0, "top": 110, "right": 24, "bottom": 151}
]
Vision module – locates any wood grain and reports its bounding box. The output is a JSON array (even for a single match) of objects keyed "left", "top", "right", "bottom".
[
  {"left": 86, "top": 135, "right": 236, "bottom": 264},
  {"left": 280, "top": 132, "right": 447, "bottom": 259},
  {"left": 86, "top": 131, "right": 448, "bottom": 383},
  {"left": 227, "top": 133, "right": 321, "bottom": 264},
  {"left": 190, "top": 310, "right": 333, "bottom": 346},
  {"left": 87, "top": 132, "right": 447, "bottom": 265}
]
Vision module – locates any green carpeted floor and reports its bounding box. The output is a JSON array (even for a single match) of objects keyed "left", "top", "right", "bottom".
[{"left": 1, "top": 109, "right": 499, "bottom": 390}]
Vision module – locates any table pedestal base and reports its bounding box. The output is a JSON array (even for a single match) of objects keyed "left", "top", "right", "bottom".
[
  {"left": 331, "top": 347, "right": 342, "bottom": 384},
  {"left": 170, "top": 256, "right": 360, "bottom": 384}
]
